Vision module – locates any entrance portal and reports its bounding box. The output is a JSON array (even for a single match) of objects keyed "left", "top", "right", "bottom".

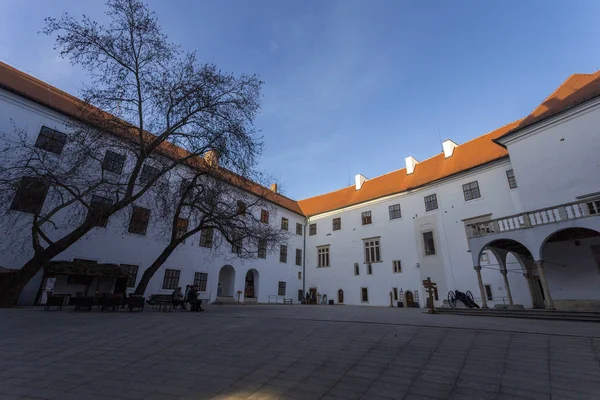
[
  {"left": 217, "top": 265, "right": 235, "bottom": 297},
  {"left": 244, "top": 269, "right": 258, "bottom": 298},
  {"left": 338, "top": 289, "right": 344, "bottom": 304},
  {"left": 405, "top": 290, "right": 414, "bottom": 307}
]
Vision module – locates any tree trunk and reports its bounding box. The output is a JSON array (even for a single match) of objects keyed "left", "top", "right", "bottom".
[
  {"left": 0, "top": 221, "right": 96, "bottom": 307},
  {"left": 133, "top": 243, "right": 177, "bottom": 296}
]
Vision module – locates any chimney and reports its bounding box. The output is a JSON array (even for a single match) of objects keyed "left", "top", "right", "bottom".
[
  {"left": 270, "top": 183, "right": 278, "bottom": 193},
  {"left": 442, "top": 139, "right": 458, "bottom": 158},
  {"left": 204, "top": 149, "right": 219, "bottom": 167},
  {"left": 355, "top": 174, "right": 368, "bottom": 190},
  {"left": 405, "top": 156, "right": 419, "bottom": 175}
]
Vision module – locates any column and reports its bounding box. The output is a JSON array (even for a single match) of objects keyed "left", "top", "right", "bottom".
[
  {"left": 535, "top": 260, "right": 555, "bottom": 310},
  {"left": 500, "top": 269, "right": 514, "bottom": 306},
  {"left": 522, "top": 273, "right": 536, "bottom": 308},
  {"left": 474, "top": 265, "right": 488, "bottom": 308}
]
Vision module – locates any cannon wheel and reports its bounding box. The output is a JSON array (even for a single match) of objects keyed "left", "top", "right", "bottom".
[
  {"left": 466, "top": 291, "right": 475, "bottom": 303},
  {"left": 447, "top": 291, "right": 457, "bottom": 308}
]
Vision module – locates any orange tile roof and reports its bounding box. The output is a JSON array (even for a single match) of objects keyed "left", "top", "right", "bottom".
[
  {"left": 499, "top": 72, "right": 600, "bottom": 140},
  {"left": 297, "top": 120, "right": 521, "bottom": 216},
  {"left": 0, "top": 61, "right": 303, "bottom": 215},
  {"left": 2, "top": 61, "right": 595, "bottom": 219}
]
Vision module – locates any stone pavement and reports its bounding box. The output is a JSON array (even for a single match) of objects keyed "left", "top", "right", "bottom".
[{"left": 1, "top": 305, "right": 600, "bottom": 400}]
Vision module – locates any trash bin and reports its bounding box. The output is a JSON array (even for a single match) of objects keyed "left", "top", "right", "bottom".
[
  {"left": 397, "top": 301, "right": 403, "bottom": 308},
  {"left": 328, "top": 300, "right": 334, "bottom": 305}
]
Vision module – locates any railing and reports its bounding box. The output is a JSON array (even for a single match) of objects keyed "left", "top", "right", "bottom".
[{"left": 466, "top": 198, "right": 600, "bottom": 238}]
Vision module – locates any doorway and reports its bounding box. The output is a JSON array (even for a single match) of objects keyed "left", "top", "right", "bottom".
[
  {"left": 217, "top": 265, "right": 236, "bottom": 297},
  {"left": 244, "top": 269, "right": 258, "bottom": 298},
  {"left": 405, "top": 290, "right": 414, "bottom": 307},
  {"left": 338, "top": 289, "right": 344, "bottom": 304},
  {"left": 309, "top": 287, "right": 317, "bottom": 304}
]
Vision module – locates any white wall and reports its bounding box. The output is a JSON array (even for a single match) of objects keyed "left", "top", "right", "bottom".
[
  {"left": 503, "top": 101, "right": 600, "bottom": 211},
  {"left": 0, "top": 88, "right": 304, "bottom": 305}
]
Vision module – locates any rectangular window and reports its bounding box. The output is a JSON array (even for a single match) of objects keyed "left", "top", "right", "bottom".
[
  {"left": 364, "top": 238, "right": 381, "bottom": 263},
  {"left": 367, "top": 264, "right": 373, "bottom": 275},
  {"left": 194, "top": 272, "right": 208, "bottom": 291},
  {"left": 258, "top": 239, "right": 267, "bottom": 259},
  {"left": 393, "top": 260, "right": 402, "bottom": 273},
  {"left": 423, "top": 231, "right": 436, "bottom": 256},
  {"left": 332, "top": 217, "right": 341, "bottom": 231},
  {"left": 424, "top": 194, "right": 438, "bottom": 211},
  {"left": 296, "top": 223, "right": 303, "bottom": 235},
  {"left": 122, "top": 264, "right": 139, "bottom": 288},
  {"left": 484, "top": 284, "right": 493, "bottom": 301},
  {"left": 175, "top": 218, "right": 188, "bottom": 240},
  {"left": 128, "top": 206, "right": 150, "bottom": 235},
  {"left": 237, "top": 200, "right": 246, "bottom": 215},
  {"left": 393, "top": 287, "right": 398, "bottom": 301},
  {"left": 10, "top": 177, "right": 49, "bottom": 214},
  {"left": 179, "top": 179, "right": 191, "bottom": 198},
  {"left": 139, "top": 164, "right": 160, "bottom": 184},
  {"left": 361, "top": 211, "right": 372, "bottom": 225},
  {"left": 506, "top": 169, "right": 518, "bottom": 189},
  {"left": 297, "top": 272, "right": 302, "bottom": 280},
  {"left": 281, "top": 217, "right": 289, "bottom": 231},
  {"left": 199, "top": 227, "right": 213, "bottom": 248},
  {"left": 462, "top": 181, "right": 481, "bottom": 201},
  {"left": 35, "top": 126, "right": 67, "bottom": 155},
  {"left": 317, "top": 246, "right": 330, "bottom": 267},
  {"left": 85, "top": 195, "right": 112, "bottom": 227},
  {"left": 389, "top": 204, "right": 401, "bottom": 220},
  {"left": 434, "top": 286, "right": 439, "bottom": 301},
  {"left": 280, "top": 245, "right": 288, "bottom": 263},
  {"left": 309, "top": 223, "right": 317, "bottom": 236},
  {"left": 102, "top": 150, "right": 125, "bottom": 174},
  {"left": 361, "top": 287, "right": 369, "bottom": 303},
  {"left": 354, "top": 263, "right": 360, "bottom": 276},
  {"left": 295, "top": 249, "right": 302, "bottom": 266},
  {"left": 162, "top": 269, "right": 180, "bottom": 290},
  {"left": 260, "top": 209, "right": 269, "bottom": 224},
  {"left": 278, "top": 281, "right": 286, "bottom": 296},
  {"left": 231, "top": 231, "right": 243, "bottom": 255}
]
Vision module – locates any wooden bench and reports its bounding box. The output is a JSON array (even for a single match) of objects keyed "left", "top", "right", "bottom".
[
  {"left": 100, "top": 296, "right": 121, "bottom": 312},
  {"left": 127, "top": 296, "right": 145, "bottom": 312},
  {"left": 45, "top": 295, "right": 66, "bottom": 310},
  {"left": 74, "top": 296, "right": 94, "bottom": 311}
]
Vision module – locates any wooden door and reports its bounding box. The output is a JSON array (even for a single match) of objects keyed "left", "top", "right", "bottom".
[
  {"left": 309, "top": 288, "right": 317, "bottom": 304},
  {"left": 405, "top": 290, "right": 414, "bottom": 307},
  {"left": 338, "top": 289, "right": 344, "bottom": 304}
]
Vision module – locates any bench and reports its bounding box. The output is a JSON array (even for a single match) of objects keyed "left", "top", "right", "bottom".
[
  {"left": 283, "top": 298, "right": 293, "bottom": 305},
  {"left": 45, "top": 295, "right": 66, "bottom": 310},
  {"left": 100, "top": 296, "right": 121, "bottom": 312},
  {"left": 127, "top": 296, "right": 145, "bottom": 312},
  {"left": 147, "top": 294, "right": 187, "bottom": 311},
  {"left": 74, "top": 296, "right": 94, "bottom": 311}
]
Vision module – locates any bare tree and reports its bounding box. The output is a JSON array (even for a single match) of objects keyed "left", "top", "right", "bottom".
[
  {"left": 0, "top": 0, "right": 262, "bottom": 307},
  {"left": 133, "top": 166, "right": 289, "bottom": 296}
]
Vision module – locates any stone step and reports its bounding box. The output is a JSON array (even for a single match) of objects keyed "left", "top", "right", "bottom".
[
  {"left": 212, "top": 296, "right": 239, "bottom": 305},
  {"left": 435, "top": 308, "right": 600, "bottom": 322}
]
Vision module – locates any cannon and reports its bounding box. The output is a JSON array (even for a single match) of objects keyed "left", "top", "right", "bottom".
[{"left": 447, "top": 290, "right": 479, "bottom": 309}]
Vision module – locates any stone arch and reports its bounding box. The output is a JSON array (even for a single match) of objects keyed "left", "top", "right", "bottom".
[
  {"left": 539, "top": 227, "right": 600, "bottom": 260},
  {"left": 217, "top": 265, "right": 235, "bottom": 297},
  {"left": 244, "top": 269, "right": 259, "bottom": 299}
]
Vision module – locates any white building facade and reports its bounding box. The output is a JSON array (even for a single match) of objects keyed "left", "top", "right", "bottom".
[{"left": 1, "top": 62, "right": 599, "bottom": 310}]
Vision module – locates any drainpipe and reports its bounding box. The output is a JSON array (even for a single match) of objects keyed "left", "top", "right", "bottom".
[{"left": 302, "top": 217, "right": 308, "bottom": 297}]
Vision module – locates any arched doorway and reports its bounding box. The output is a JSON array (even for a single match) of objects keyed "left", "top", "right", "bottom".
[
  {"left": 217, "top": 265, "right": 235, "bottom": 297},
  {"left": 540, "top": 227, "right": 600, "bottom": 310},
  {"left": 244, "top": 269, "right": 259, "bottom": 299},
  {"left": 405, "top": 290, "right": 414, "bottom": 307},
  {"left": 338, "top": 289, "right": 344, "bottom": 304}
]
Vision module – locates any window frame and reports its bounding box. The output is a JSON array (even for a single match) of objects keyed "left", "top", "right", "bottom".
[
  {"left": 139, "top": 164, "right": 160, "bottom": 185},
  {"left": 281, "top": 217, "right": 289, "bottom": 231},
  {"left": 193, "top": 272, "right": 208, "bottom": 291},
  {"left": 506, "top": 169, "right": 518, "bottom": 189},
  {"left": 393, "top": 260, "right": 402, "bottom": 273},
  {"left": 363, "top": 237, "right": 381, "bottom": 263},
  {"left": 295, "top": 248, "right": 302, "bottom": 266},
  {"left": 309, "top": 223, "right": 317, "bottom": 236},
  {"left": 85, "top": 194, "right": 113, "bottom": 228},
  {"left": 296, "top": 223, "right": 303, "bottom": 236},
  {"left": 422, "top": 231, "right": 436, "bottom": 256},
  {"left": 102, "top": 150, "right": 125, "bottom": 175},
  {"left": 388, "top": 204, "right": 401, "bottom": 220},
  {"left": 462, "top": 181, "right": 481, "bottom": 201},
  {"left": 237, "top": 200, "right": 247, "bottom": 215},
  {"left": 121, "top": 264, "right": 139, "bottom": 288},
  {"left": 361, "top": 287, "right": 369, "bottom": 303},
  {"left": 424, "top": 194, "right": 438, "bottom": 212},
  {"left": 484, "top": 284, "right": 493, "bottom": 301},
  {"left": 10, "top": 177, "right": 50, "bottom": 215},
  {"left": 332, "top": 217, "right": 341, "bottom": 231},
  {"left": 317, "top": 245, "right": 330, "bottom": 268},
  {"left": 231, "top": 231, "right": 243, "bottom": 255},
  {"left": 367, "top": 264, "right": 373, "bottom": 275},
  {"left": 34, "top": 126, "right": 67, "bottom": 155},
  {"left": 175, "top": 217, "right": 189, "bottom": 241},
  {"left": 128, "top": 206, "right": 151, "bottom": 235},
  {"left": 260, "top": 209, "right": 269, "bottom": 224},
  {"left": 257, "top": 239, "right": 267, "bottom": 259},
  {"left": 199, "top": 227, "right": 214, "bottom": 248},
  {"left": 278, "top": 281, "right": 286, "bottom": 296},
  {"left": 162, "top": 268, "right": 181, "bottom": 290},
  {"left": 279, "top": 245, "right": 288, "bottom": 263},
  {"left": 354, "top": 263, "right": 360, "bottom": 276},
  {"left": 361, "top": 211, "right": 372, "bottom": 225}
]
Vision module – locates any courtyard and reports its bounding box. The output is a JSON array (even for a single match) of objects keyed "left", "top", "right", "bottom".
[{"left": 1, "top": 305, "right": 600, "bottom": 400}]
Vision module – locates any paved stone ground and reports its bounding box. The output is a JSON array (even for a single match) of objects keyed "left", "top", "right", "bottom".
[{"left": 2, "top": 305, "right": 600, "bottom": 400}]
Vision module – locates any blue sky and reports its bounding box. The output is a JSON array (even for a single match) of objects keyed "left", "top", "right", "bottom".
[{"left": 2, "top": 0, "right": 600, "bottom": 200}]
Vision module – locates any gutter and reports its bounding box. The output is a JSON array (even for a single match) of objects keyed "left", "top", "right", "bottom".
[{"left": 302, "top": 217, "right": 308, "bottom": 297}]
